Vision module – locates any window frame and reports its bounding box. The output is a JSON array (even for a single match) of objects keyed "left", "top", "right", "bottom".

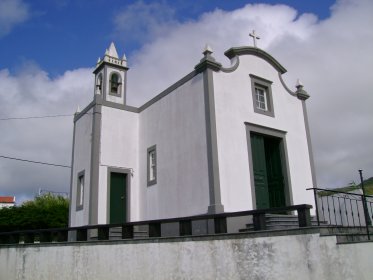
[
  {"left": 147, "top": 145, "right": 157, "bottom": 186},
  {"left": 250, "top": 74, "right": 275, "bottom": 117},
  {"left": 109, "top": 72, "right": 122, "bottom": 97},
  {"left": 76, "top": 170, "right": 85, "bottom": 211}
]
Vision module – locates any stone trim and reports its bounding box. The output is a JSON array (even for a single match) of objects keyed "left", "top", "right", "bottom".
[
  {"left": 76, "top": 170, "right": 85, "bottom": 211},
  {"left": 147, "top": 145, "right": 157, "bottom": 186},
  {"left": 250, "top": 74, "right": 275, "bottom": 118},
  {"left": 139, "top": 70, "right": 198, "bottom": 112},
  {"left": 203, "top": 69, "right": 224, "bottom": 214},
  {"left": 108, "top": 71, "right": 122, "bottom": 98},
  {"left": 68, "top": 121, "right": 77, "bottom": 226},
  {"left": 225, "top": 47, "right": 287, "bottom": 74},
  {"left": 88, "top": 104, "right": 102, "bottom": 225},
  {"left": 220, "top": 56, "right": 240, "bottom": 73},
  {"left": 245, "top": 122, "right": 293, "bottom": 209},
  {"left": 106, "top": 167, "right": 132, "bottom": 223},
  {"left": 278, "top": 73, "right": 297, "bottom": 97},
  {"left": 301, "top": 102, "right": 317, "bottom": 187}
]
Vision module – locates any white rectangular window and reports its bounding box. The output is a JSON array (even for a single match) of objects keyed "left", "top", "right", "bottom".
[
  {"left": 147, "top": 145, "right": 157, "bottom": 186},
  {"left": 149, "top": 151, "right": 156, "bottom": 180},
  {"left": 250, "top": 74, "right": 275, "bottom": 117},
  {"left": 76, "top": 171, "right": 84, "bottom": 210},
  {"left": 255, "top": 87, "right": 268, "bottom": 111}
]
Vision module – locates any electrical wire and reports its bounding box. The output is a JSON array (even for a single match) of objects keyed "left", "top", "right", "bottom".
[
  {"left": 0, "top": 114, "right": 73, "bottom": 121},
  {"left": 0, "top": 155, "right": 71, "bottom": 168}
]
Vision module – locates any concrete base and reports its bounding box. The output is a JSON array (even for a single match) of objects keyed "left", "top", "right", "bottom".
[{"left": 1, "top": 230, "right": 372, "bottom": 280}]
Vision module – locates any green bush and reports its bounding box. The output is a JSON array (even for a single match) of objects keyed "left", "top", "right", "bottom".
[{"left": 0, "top": 194, "right": 69, "bottom": 232}]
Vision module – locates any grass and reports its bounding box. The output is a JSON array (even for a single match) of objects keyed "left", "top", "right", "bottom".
[{"left": 320, "top": 177, "right": 373, "bottom": 196}]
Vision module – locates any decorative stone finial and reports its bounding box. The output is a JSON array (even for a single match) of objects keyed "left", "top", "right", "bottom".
[
  {"left": 295, "top": 79, "right": 310, "bottom": 100},
  {"left": 107, "top": 42, "right": 119, "bottom": 58},
  {"left": 296, "top": 79, "right": 303, "bottom": 88},
  {"left": 203, "top": 44, "right": 213, "bottom": 55},
  {"left": 97, "top": 57, "right": 101, "bottom": 64},
  {"left": 75, "top": 105, "right": 81, "bottom": 114},
  {"left": 249, "top": 30, "right": 260, "bottom": 48}
]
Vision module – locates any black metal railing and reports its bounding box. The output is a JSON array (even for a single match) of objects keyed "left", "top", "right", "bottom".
[
  {"left": 308, "top": 187, "right": 372, "bottom": 239},
  {"left": 0, "top": 204, "right": 312, "bottom": 245}
]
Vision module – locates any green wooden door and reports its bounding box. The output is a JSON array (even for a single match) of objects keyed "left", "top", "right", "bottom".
[
  {"left": 251, "top": 133, "right": 270, "bottom": 209},
  {"left": 264, "top": 138, "right": 286, "bottom": 208},
  {"left": 251, "top": 133, "right": 286, "bottom": 209},
  {"left": 110, "top": 172, "right": 127, "bottom": 224}
]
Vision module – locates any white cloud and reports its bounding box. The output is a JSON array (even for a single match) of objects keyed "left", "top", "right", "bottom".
[
  {"left": 0, "top": 0, "right": 30, "bottom": 38},
  {"left": 0, "top": 64, "right": 93, "bottom": 201},
  {"left": 114, "top": 0, "right": 176, "bottom": 44}
]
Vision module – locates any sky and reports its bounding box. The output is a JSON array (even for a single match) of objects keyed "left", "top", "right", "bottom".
[{"left": 0, "top": 0, "right": 372, "bottom": 204}]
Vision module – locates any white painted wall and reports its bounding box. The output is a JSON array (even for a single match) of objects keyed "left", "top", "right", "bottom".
[
  {"left": 1, "top": 233, "right": 372, "bottom": 280},
  {"left": 213, "top": 55, "right": 314, "bottom": 212},
  {"left": 98, "top": 107, "right": 139, "bottom": 222},
  {"left": 70, "top": 109, "right": 93, "bottom": 227},
  {"left": 138, "top": 74, "right": 210, "bottom": 220}
]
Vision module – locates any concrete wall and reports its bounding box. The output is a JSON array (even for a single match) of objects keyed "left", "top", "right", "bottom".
[
  {"left": 138, "top": 74, "right": 209, "bottom": 220},
  {"left": 69, "top": 108, "right": 93, "bottom": 227},
  {"left": 1, "top": 233, "right": 371, "bottom": 280},
  {"left": 213, "top": 55, "right": 314, "bottom": 212}
]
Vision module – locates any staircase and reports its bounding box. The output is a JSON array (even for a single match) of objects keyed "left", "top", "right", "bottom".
[
  {"left": 108, "top": 226, "right": 148, "bottom": 240},
  {"left": 239, "top": 214, "right": 321, "bottom": 232}
]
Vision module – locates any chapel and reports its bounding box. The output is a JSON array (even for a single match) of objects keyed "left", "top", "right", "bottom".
[{"left": 69, "top": 38, "right": 316, "bottom": 227}]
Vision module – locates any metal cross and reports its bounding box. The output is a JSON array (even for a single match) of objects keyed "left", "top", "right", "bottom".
[{"left": 249, "top": 30, "right": 260, "bottom": 48}]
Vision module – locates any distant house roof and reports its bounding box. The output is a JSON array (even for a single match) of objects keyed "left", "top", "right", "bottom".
[{"left": 0, "top": 196, "right": 15, "bottom": 203}]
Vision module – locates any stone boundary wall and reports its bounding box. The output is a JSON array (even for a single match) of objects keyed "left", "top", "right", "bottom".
[{"left": 0, "top": 232, "right": 372, "bottom": 280}]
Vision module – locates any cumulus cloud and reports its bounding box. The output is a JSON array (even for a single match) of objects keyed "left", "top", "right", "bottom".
[
  {"left": 114, "top": 0, "right": 176, "bottom": 44},
  {"left": 0, "top": 63, "right": 93, "bottom": 202},
  {"left": 0, "top": 0, "right": 30, "bottom": 38}
]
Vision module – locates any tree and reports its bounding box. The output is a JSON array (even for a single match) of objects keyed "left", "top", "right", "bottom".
[{"left": 0, "top": 194, "right": 69, "bottom": 232}]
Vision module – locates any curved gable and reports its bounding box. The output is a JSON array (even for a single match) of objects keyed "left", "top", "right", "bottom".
[{"left": 224, "top": 47, "right": 287, "bottom": 74}]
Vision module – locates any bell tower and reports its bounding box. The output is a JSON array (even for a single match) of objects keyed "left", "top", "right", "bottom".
[{"left": 93, "top": 42, "right": 129, "bottom": 105}]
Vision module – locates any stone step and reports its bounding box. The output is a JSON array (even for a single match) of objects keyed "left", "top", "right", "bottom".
[{"left": 239, "top": 215, "right": 323, "bottom": 232}]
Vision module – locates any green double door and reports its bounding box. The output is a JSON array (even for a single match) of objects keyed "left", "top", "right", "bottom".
[
  {"left": 251, "top": 133, "right": 287, "bottom": 209},
  {"left": 109, "top": 172, "right": 127, "bottom": 224}
]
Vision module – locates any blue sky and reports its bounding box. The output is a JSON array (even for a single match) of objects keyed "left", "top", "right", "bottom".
[
  {"left": 2, "top": 0, "right": 335, "bottom": 76},
  {"left": 0, "top": 0, "right": 372, "bottom": 203}
]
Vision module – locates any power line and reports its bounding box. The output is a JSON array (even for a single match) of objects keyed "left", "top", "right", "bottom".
[
  {"left": 0, "top": 155, "right": 71, "bottom": 169},
  {"left": 0, "top": 114, "right": 73, "bottom": 121}
]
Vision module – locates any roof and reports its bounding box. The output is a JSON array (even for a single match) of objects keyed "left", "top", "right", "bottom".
[{"left": 0, "top": 196, "right": 15, "bottom": 203}]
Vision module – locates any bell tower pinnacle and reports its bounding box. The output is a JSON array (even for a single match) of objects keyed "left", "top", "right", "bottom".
[{"left": 93, "top": 42, "right": 129, "bottom": 105}]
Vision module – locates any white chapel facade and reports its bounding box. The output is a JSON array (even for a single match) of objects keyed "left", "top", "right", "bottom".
[{"left": 69, "top": 41, "right": 316, "bottom": 227}]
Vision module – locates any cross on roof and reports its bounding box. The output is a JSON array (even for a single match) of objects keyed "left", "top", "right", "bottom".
[{"left": 249, "top": 30, "right": 260, "bottom": 48}]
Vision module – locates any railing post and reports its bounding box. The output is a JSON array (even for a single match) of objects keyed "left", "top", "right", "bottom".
[
  {"left": 122, "top": 225, "right": 134, "bottom": 239},
  {"left": 179, "top": 220, "right": 192, "bottom": 236},
  {"left": 312, "top": 188, "right": 320, "bottom": 226},
  {"left": 297, "top": 206, "right": 311, "bottom": 228},
  {"left": 40, "top": 231, "right": 52, "bottom": 243},
  {"left": 214, "top": 217, "right": 227, "bottom": 234},
  {"left": 23, "top": 232, "right": 35, "bottom": 244},
  {"left": 253, "top": 213, "right": 266, "bottom": 231},
  {"left": 8, "top": 233, "right": 19, "bottom": 244},
  {"left": 359, "top": 169, "right": 371, "bottom": 240},
  {"left": 149, "top": 223, "right": 161, "bottom": 238},
  {"left": 98, "top": 226, "right": 110, "bottom": 240},
  {"left": 56, "top": 230, "right": 68, "bottom": 242},
  {"left": 76, "top": 228, "right": 87, "bottom": 241}
]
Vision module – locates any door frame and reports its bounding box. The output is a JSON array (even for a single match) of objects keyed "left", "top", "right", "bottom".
[
  {"left": 245, "top": 122, "right": 293, "bottom": 209},
  {"left": 106, "top": 167, "right": 132, "bottom": 223}
]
